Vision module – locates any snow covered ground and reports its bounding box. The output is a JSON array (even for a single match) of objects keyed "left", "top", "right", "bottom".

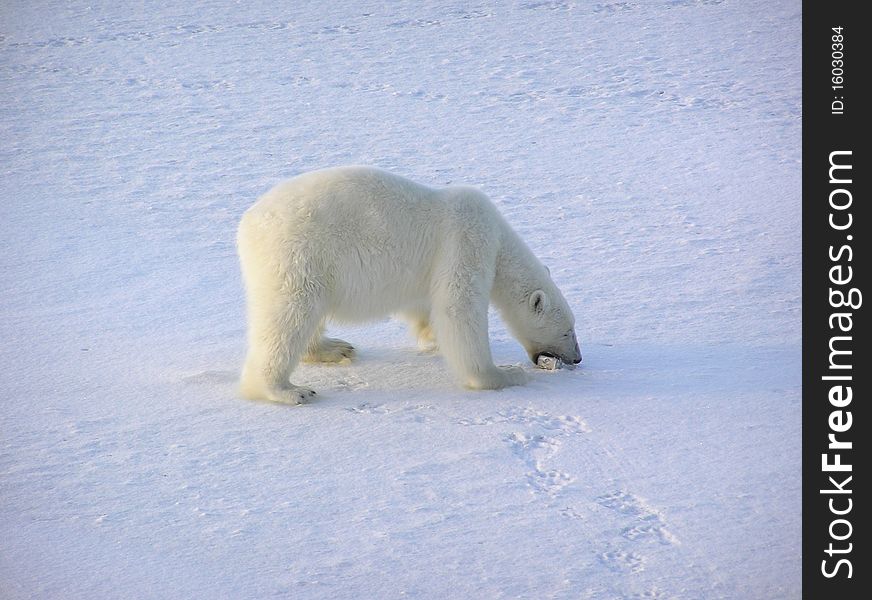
[{"left": 1, "top": 1, "right": 801, "bottom": 598}]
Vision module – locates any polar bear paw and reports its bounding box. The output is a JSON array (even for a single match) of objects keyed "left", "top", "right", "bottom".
[
  {"left": 240, "top": 376, "right": 317, "bottom": 405},
  {"left": 496, "top": 365, "right": 529, "bottom": 387},
  {"left": 265, "top": 385, "right": 317, "bottom": 405},
  {"left": 304, "top": 337, "right": 356, "bottom": 363},
  {"left": 465, "top": 365, "right": 529, "bottom": 390}
]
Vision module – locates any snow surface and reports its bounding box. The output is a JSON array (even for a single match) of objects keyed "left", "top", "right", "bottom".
[{"left": 1, "top": 1, "right": 801, "bottom": 598}]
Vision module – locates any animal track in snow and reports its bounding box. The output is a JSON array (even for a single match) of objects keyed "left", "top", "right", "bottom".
[
  {"left": 560, "top": 506, "right": 585, "bottom": 520},
  {"left": 629, "top": 588, "right": 670, "bottom": 599},
  {"left": 332, "top": 376, "right": 369, "bottom": 392},
  {"left": 506, "top": 432, "right": 561, "bottom": 460},
  {"left": 456, "top": 406, "right": 590, "bottom": 434},
  {"left": 593, "top": 2, "right": 637, "bottom": 15},
  {"left": 457, "top": 407, "right": 588, "bottom": 499},
  {"left": 520, "top": 1, "right": 572, "bottom": 11},
  {"left": 595, "top": 490, "right": 679, "bottom": 545},
  {"left": 527, "top": 468, "right": 574, "bottom": 497},
  {"left": 622, "top": 521, "right": 680, "bottom": 545},
  {"left": 345, "top": 402, "right": 392, "bottom": 415},
  {"left": 345, "top": 402, "right": 434, "bottom": 422},
  {"left": 505, "top": 433, "right": 574, "bottom": 497},
  {"left": 598, "top": 549, "right": 645, "bottom": 573}
]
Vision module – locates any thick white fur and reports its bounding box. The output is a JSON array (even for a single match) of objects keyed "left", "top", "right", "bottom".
[{"left": 237, "top": 166, "right": 580, "bottom": 404}]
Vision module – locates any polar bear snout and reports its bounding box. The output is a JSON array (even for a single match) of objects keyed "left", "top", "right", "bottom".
[
  {"left": 528, "top": 323, "right": 583, "bottom": 369},
  {"left": 570, "top": 342, "right": 582, "bottom": 364},
  {"left": 532, "top": 342, "right": 582, "bottom": 367}
]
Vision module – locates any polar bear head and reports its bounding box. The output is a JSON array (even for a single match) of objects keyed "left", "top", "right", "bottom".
[{"left": 500, "top": 266, "right": 582, "bottom": 367}]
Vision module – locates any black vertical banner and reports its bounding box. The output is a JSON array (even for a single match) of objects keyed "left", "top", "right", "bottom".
[{"left": 803, "top": 1, "right": 868, "bottom": 597}]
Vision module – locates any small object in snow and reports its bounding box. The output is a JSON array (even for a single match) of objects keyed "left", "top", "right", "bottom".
[{"left": 537, "top": 355, "right": 563, "bottom": 370}]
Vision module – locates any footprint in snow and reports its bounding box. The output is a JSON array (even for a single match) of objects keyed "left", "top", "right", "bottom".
[
  {"left": 455, "top": 406, "right": 591, "bottom": 434},
  {"left": 595, "top": 490, "right": 679, "bottom": 545},
  {"left": 505, "top": 432, "right": 575, "bottom": 497},
  {"left": 598, "top": 549, "right": 645, "bottom": 573},
  {"left": 345, "top": 402, "right": 434, "bottom": 422}
]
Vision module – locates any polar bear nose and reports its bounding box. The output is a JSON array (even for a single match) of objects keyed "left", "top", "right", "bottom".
[{"left": 572, "top": 343, "right": 582, "bottom": 364}]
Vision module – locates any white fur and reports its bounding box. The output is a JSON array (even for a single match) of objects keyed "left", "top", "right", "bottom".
[{"left": 237, "top": 166, "right": 580, "bottom": 404}]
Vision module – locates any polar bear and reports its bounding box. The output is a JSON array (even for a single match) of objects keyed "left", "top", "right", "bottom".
[{"left": 237, "top": 166, "right": 581, "bottom": 404}]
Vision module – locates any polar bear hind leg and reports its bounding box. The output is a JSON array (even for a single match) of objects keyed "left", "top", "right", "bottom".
[
  {"left": 399, "top": 309, "right": 438, "bottom": 351},
  {"left": 304, "top": 334, "right": 356, "bottom": 363}
]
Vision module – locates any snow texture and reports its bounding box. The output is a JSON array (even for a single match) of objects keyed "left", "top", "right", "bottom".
[{"left": 1, "top": 1, "right": 800, "bottom": 598}]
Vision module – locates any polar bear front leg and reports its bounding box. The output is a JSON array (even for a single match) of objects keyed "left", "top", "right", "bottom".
[
  {"left": 239, "top": 285, "right": 324, "bottom": 405},
  {"left": 430, "top": 294, "right": 528, "bottom": 390}
]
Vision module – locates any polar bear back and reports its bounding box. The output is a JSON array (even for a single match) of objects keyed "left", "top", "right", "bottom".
[{"left": 238, "top": 166, "right": 503, "bottom": 322}]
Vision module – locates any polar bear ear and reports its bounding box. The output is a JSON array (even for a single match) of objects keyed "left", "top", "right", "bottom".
[
  {"left": 529, "top": 290, "right": 550, "bottom": 314},
  {"left": 544, "top": 265, "right": 551, "bottom": 275}
]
